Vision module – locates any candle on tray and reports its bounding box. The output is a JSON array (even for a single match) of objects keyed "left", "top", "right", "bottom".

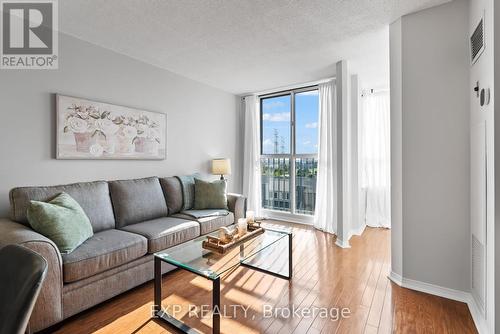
[
  {"left": 246, "top": 210, "right": 255, "bottom": 223},
  {"left": 237, "top": 218, "right": 248, "bottom": 236}
]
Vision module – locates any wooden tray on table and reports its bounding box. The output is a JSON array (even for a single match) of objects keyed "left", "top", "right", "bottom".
[{"left": 202, "top": 223, "right": 264, "bottom": 254}]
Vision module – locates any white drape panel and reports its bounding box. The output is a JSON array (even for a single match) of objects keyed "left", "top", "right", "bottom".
[
  {"left": 313, "top": 81, "right": 337, "bottom": 234},
  {"left": 242, "top": 95, "right": 262, "bottom": 216},
  {"left": 359, "top": 92, "right": 391, "bottom": 228}
]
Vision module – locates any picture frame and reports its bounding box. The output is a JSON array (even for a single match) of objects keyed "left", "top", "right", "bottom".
[{"left": 56, "top": 94, "right": 166, "bottom": 160}]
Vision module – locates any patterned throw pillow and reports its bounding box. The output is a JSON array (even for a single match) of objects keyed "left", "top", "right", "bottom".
[
  {"left": 177, "top": 173, "right": 201, "bottom": 210},
  {"left": 27, "top": 192, "right": 93, "bottom": 254},
  {"left": 193, "top": 178, "right": 228, "bottom": 210}
]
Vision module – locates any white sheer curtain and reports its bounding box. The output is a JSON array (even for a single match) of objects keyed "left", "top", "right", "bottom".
[
  {"left": 242, "top": 95, "right": 262, "bottom": 216},
  {"left": 314, "top": 81, "right": 337, "bottom": 234},
  {"left": 359, "top": 91, "right": 391, "bottom": 228}
]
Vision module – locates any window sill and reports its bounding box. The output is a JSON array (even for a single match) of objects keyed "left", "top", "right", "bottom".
[{"left": 261, "top": 209, "right": 314, "bottom": 225}]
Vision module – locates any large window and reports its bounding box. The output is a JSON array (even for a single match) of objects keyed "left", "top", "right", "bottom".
[{"left": 260, "top": 88, "right": 319, "bottom": 216}]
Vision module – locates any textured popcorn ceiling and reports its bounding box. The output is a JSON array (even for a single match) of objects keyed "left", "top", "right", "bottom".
[{"left": 59, "top": 0, "right": 450, "bottom": 94}]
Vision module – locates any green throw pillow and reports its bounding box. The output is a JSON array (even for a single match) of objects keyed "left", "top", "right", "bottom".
[
  {"left": 27, "top": 192, "right": 93, "bottom": 254},
  {"left": 193, "top": 178, "right": 228, "bottom": 210}
]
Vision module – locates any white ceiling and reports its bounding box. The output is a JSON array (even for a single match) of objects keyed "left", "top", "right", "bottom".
[{"left": 59, "top": 0, "right": 450, "bottom": 94}]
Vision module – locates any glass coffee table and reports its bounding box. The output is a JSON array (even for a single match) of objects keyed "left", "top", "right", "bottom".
[{"left": 153, "top": 227, "right": 293, "bottom": 334}]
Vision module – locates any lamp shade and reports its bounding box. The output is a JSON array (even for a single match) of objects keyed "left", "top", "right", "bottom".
[{"left": 212, "top": 158, "right": 231, "bottom": 176}]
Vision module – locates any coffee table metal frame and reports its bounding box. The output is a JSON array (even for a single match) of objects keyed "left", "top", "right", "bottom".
[{"left": 153, "top": 228, "right": 292, "bottom": 334}]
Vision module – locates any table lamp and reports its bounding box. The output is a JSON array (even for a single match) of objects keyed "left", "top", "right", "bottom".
[{"left": 212, "top": 158, "right": 231, "bottom": 180}]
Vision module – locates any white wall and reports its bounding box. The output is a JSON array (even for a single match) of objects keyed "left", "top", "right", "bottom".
[
  {"left": 335, "top": 60, "right": 349, "bottom": 247},
  {"left": 349, "top": 74, "right": 362, "bottom": 237},
  {"left": 390, "top": 0, "right": 470, "bottom": 291},
  {"left": 390, "top": 17, "right": 404, "bottom": 280},
  {"left": 0, "top": 33, "right": 242, "bottom": 217},
  {"left": 495, "top": 1, "right": 500, "bottom": 331}
]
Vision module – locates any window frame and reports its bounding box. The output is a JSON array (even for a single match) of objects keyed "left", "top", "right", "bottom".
[{"left": 259, "top": 85, "right": 319, "bottom": 219}]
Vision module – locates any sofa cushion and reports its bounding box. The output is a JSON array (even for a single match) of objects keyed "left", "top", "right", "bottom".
[
  {"left": 62, "top": 229, "right": 147, "bottom": 283},
  {"left": 159, "top": 177, "right": 183, "bottom": 214},
  {"left": 9, "top": 181, "right": 115, "bottom": 233},
  {"left": 173, "top": 211, "right": 234, "bottom": 235},
  {"left": 120, "top": 217, "right": 200, "bottom": 253},
  {"left": 109, "top": 177, "right": 168, "bottom": 228}
]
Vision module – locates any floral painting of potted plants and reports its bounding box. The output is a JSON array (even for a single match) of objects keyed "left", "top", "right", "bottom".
[{"left": 56, "top": 95, "right": 166, "bottom": 159}]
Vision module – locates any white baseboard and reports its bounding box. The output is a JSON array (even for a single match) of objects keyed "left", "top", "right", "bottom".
[
  {"left": 335, "top": 238, "right": 351, "bottom": 248},
  {"left": 334, "top": 224, "right": 367, "bottom": 248},
  {"left": 401, "top": 277, "right": 469, "bottom": 303},
  {"left": 388, "top": 270, "right": 403, "bottom": 286},
  {"left": 388, "top": 272, "right": 488, "bottom": 334},
  {"left": 466, "top": 295, "right": 488, "bottom": 334},
  {"left": 348, "top": 224, "right": 366, "bottom": 239}
]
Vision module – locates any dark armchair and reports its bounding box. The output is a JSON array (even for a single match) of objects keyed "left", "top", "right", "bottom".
[{"left": 0, "top": 244, "right": 48, "bottom": 334}]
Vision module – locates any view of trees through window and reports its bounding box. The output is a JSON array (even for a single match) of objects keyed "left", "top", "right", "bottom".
[{"left": 260, "top": 88, "right": 319, "bottom": 215}]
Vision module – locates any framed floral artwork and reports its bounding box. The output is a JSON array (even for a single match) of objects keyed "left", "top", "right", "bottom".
[{"left": 56, "top": 95, "right": 166, "bottom": 159}]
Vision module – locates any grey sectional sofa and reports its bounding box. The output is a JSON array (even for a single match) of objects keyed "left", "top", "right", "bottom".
[{"left": 0, "top": 176, "right": 246, "bottom": 332}]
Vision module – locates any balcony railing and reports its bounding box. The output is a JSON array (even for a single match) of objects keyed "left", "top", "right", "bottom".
[
  {"left": 295, "top": 158, "right": 317, "bottom": 215},
  {"left": 261, "top": 157, "right": 317, "bottom": 215},
  {"left": 261, "top": 158, "right": 290, "bottom": 211}
]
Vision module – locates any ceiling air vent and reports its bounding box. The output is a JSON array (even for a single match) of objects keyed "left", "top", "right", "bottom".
[{"left": 471, "top": 17, "right": 485, "bottom": 65}]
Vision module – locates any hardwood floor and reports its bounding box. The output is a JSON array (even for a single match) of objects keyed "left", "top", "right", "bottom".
[{"left": 52, "top": 222, "right": 477, "bottom": 334}]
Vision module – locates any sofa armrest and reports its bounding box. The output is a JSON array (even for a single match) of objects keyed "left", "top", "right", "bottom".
[
  {"left": 0, "top": 219, "right": 63, "bottom": 331},
  {"left": 227, "top": 193, "right": 247, "bottom": 222}
]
